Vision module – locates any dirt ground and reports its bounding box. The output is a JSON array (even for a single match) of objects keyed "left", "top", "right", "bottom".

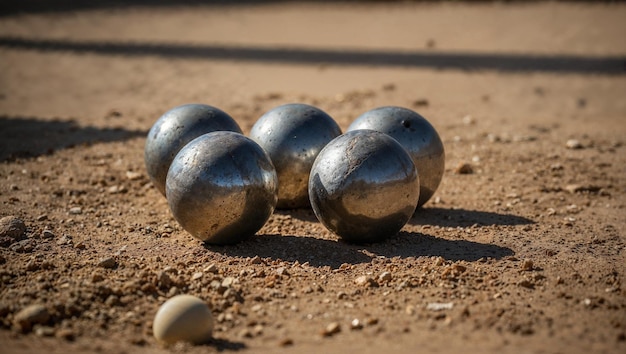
[{"left": 1, "top": 1, "right": 625, "bottom": 353}]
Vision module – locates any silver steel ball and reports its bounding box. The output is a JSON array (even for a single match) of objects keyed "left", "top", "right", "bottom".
[
  {"left": 145, "top": 104, "right": 242, "bottom": 196},
  {"left": 347, "top": 106, "right": 445, "bottom": 208},
  {"left": 249, "top": 103, "right": 341, "bottom": 209},
  {"left": 166, "top": 131, "right": 278, "bottom": 244},
  {"left": 308, "top": 130, "right": 420, "bottom": 243}
]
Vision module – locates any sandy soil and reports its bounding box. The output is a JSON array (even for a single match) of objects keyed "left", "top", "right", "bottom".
[{"left": 1, "top": 1, "right": 625, "bottom": 353}]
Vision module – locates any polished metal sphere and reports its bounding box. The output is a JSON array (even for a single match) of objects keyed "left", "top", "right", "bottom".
[
  {"left": 145, "top": 104, "right": 242, "bottom": 196},
  {"left": 166, "top": 131, "right": 278, "bottom": 244},
  {"left": 308, "top": 130, "right": 420, "bottom": 243},
  {"left": 347, "top": 106, "right": 445, "bottom": 208},
  {"left": 249, "top": 103, "right": 341, "bottom": 209}
]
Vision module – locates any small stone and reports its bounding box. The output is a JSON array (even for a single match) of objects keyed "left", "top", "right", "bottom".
[
  {"left": 56, "top": 234, "right": 72, "bottom": 246},
  {"left": 350, "top": 318, "right": 363, "bottom": 330},
  {"left": 191, "top": 272, "right": 203, "bottom": 281},
  {"left": 158, "top": 272, "right": 172, "bottom": 288},
  {"left": 204, "top": 264, "right": 218, "bottom": 273},
  {"left": 13, "top": 304, "right": 50, "bottom": 332},
  {"left": 279, "top": 338, "right": 294, "bottom": 347},
  {"left": 521, "top": 259, "right": 534, "bottom": 271},
  {"left": 412, "top": 99, "right": 429, "bottom": 108},
  {"left": 248, "top": 256, "right": 262, "bottom": 265},
  {"left": 566, "top": 139, "right": 583, "bottom": 149},
  {"left": 565, "top": 184, "right": 601, "bottom": 194},
  {"left": 56, "top": 328, "right": 75, "bottom": 341},
  {"left": 364, "top": 318, "right": 379, "bottom": 326},
  {"left": 107, "top": 185, "right": 127, "bottom": 194},
  {"left": 462, "top": 115, "right": 475, "bottom": 125},
  {"left": 378, "top": 272, "right": 392, "bottom": 282},
  {"left": 42, "top": 230, "right": 55, "bottom": 239},
  {"left": 68, "top": 207, "right": 82, "bottom": 215},
  {"left": 275, "top": 267, "right": 289, "bottom": 277},
  {"left": 36, "top": 215, "right": 48, "bottom": 222},
  {"left": 322, "top": 322, "right": 341, "bottom": 337},
  {"left": 519, "top": 279, "right": 534, "bottom": 289},
  {"left": 354, "top": 276, "right": 378, "bottom": 288},
  {"left": 426, "top": 302, "right": 454, "bottom": 311},
  {"left": 34, "top": 326, "right": 55, "bottom": 337},
  {"left": 126, "top": 171, "right": 143, "bottom": 180},
  {"left": 98, "top": 257, "right": 117, "bottom": 269},
  {"left": 455, "top": 162, "right": 473, "bottom": 175},
  {"left": 0, "top": 216, "right": 26, "bottom": 241},
  {"left": 91, "top": 272, "right": 104, "bottom": 283},
  {"left": 221, "top": 277, "right": 236, "bottom": 288}
]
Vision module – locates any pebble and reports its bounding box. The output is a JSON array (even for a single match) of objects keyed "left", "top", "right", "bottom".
[
  {"left": 0, "top": 215, "right": 26, "bottom": 241},
  {"left": 462, "top": 115, "right": 475, "bottom": 125},
  {"left": 56, "top": 328, "right": 75, "bottom": 341},
  {"left": 454, "top": 162, "right": 474, "bottom": 175},
  {"left": 248, "top": 256, "right": 262, "bottom": 265},
  {"left": 126, "top": 171, "right": 143, "bottom": 180},
  {"left": 42, "top": 230, "right": 55, "bottom": 239},
  {"left": 565, "top": 184, "right": 601, "bottom": 194},
  {"left": 34, "top": 326, "right": 55, "bottom": 337},
  {"left": 354, "top": 276, "right": 378, "bottom": 288},
  {"left": 205, "top": 264, "right": 218, "bottom": 273},
  {"left": 322, "top": 322, "right": 341, "bottom": 337},
  {"left": 521, "top": 259, "right": 534, "bottom": 271},
  {"left": 350, "top": 318, "right": 363, "bottom": 330},
  {"left": 191, "top": 272, "right": 203, "bottom": 281},
  {"left": 13, "top": 304, "right": 50, "bottom": 332},
  {"left": 98, "top": 257, "right": 117, "bottom": 269},
  {"left": 378, "top": 271, "right": 392, "bottom": 282},
  {"left": 36, "top": 214, "right": 48, "bottom": 222},
  {"left": 279, "top": 338, "right": 294, "bottom": 347},
  {"left": 426, "top": 302, "right": 454, "bottom": 311},
  {"left": 275, "top": 267, "right": 289, "bottom": 277},
  {"left": 56, "top": 234, "right": 73, "bottom": 246},
  {"left": 565, "top": 139, "right": 583, "bottom": 149},
  {"left": 68, "top": 207, "right": 83, "bottom": 215},
  {"left": 518, "top": 279, "right": 535, "bottom": 289}
]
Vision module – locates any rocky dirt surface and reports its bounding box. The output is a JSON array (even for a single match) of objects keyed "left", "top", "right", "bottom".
[{"left": 1, "top": 2, "right": 625, "bottom": 353}]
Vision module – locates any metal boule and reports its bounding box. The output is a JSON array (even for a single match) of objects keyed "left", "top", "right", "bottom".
[
  {"left": 308, "top": 130, "right": 420, "bottom": 243},
  {"left": 166, "top": 131, "right": 277, "bottom": 244},
  {"left": 347, "top": 106, "right": 444, "bottom": 208},
  {"left": 250, "top": 103, "right": 341, "bottom": 209},
  {"left": 145, "top": 104, "right": 242, "bottom": 196}
]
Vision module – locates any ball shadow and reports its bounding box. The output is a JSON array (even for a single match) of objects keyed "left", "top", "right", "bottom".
[
  {"left": 410, "top": 207, "right": 534, "bottom": 228},
  {"left": 204, "top": 234, "right": 371, "bottom": 269},
  {"left": 204, "top": 230, "right": 513, "bottom": 268},
  {"left": 365, "top": 231, "right": 514, "bottom": 262}
]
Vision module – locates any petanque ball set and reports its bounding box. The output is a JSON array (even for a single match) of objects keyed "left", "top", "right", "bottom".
[{"left": 145, "top": 103, "right": 444, "bottom": 245}]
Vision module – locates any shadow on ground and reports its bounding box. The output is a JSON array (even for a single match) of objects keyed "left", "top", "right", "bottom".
[
  {"left": 0, "top": 36, "right": 623, "bottom": 75},
  {"left": 205, "top": 231, "right": 513, "bottom": 269},
  {"left": 410, "top": 207, "right": 534, "bottom": 228},
  {"left": 0, "top": 115, "right": 146, "bottom": 161}
]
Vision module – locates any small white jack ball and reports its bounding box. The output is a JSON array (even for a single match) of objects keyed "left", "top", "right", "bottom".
[{"left": 153, "top": 295, "right": 214, "bottom": 345}]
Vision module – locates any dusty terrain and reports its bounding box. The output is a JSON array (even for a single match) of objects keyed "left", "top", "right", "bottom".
[{"left": 1, "top": 1, "right": 625, "bottom": 353}]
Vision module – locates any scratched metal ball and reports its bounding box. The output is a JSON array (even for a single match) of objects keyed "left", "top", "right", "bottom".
[
  {"left": 166, "top": 131, "right": 278, "bottom": 244},
  {"left": 308, "top": 130, "right": 420, "bottom": 243},
  {"left": 347, "top": 106, "right": 445, "bottom": 208},
  {"left": 249, "top": 103, "right": 341, "bottom": 209},
  {"left": 145, "top": 104, "right": 242, "bottom": 196}
]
